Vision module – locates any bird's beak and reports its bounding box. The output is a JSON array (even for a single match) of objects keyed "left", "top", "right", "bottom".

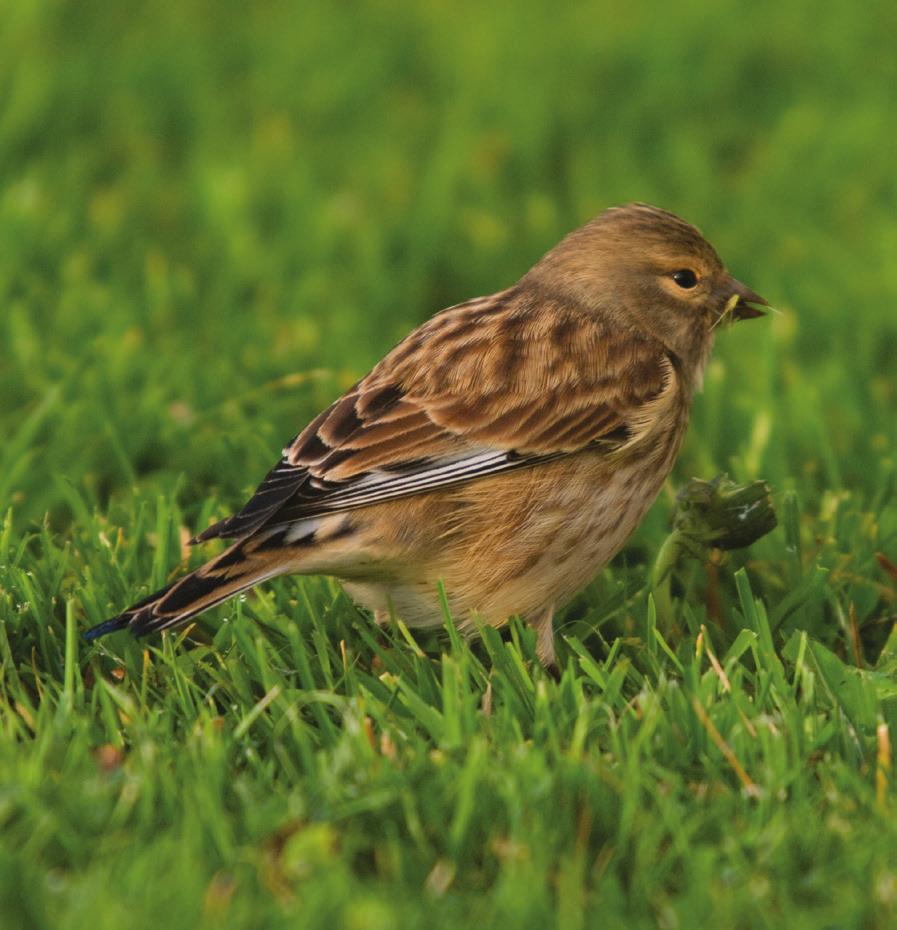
[{"left": 728, "top": 277, "right": 768, "bottom": 321}]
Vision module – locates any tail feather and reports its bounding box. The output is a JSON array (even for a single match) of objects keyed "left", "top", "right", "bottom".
[
  {"left": 82, "top": 615, "right": 131, "bottom": 642},
  {"left": 84, "top": 533, "right": 291, "bottom": 642}
]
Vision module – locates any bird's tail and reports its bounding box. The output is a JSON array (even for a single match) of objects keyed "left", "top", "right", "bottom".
[{"left": 83, "top": 534, "right": 290, "bottom": 642}]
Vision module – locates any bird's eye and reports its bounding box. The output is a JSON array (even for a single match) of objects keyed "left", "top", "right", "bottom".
[{"left": 671, "top": 269, "right": 698, "bottom": 289}]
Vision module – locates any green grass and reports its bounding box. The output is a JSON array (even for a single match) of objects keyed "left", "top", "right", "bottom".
[{"left": 3, "top": 1, "right": 897, "bottom": 927}]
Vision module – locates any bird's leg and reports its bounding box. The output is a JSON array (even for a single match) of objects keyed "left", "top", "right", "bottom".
[{"left": 530, "top": 606, "right": 559, "bottom": 678}]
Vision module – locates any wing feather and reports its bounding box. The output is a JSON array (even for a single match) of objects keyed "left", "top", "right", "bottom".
[{"left": 193, "top": 288, "right": 674, "bottom": 543}]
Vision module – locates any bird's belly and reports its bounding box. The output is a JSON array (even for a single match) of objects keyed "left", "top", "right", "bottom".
[
  {"left": 336, "top": 447, "right": 675, "bottom": 632},
  {"left": 453, "top": 456, "right": 665, "bottom": 625}
]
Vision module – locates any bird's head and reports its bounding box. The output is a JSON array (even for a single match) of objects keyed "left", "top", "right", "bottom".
[{"left": 525, "top": 202, "right": 767, "bottom": 364}]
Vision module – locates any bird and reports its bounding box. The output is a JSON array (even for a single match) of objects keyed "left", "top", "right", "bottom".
[{"left": 84, "top": 203, "right": 767, "bottom": 671}]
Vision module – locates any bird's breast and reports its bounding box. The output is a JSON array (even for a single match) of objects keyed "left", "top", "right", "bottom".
[{"left": 327, "top": 381, "right": 694, "bottom": 632}]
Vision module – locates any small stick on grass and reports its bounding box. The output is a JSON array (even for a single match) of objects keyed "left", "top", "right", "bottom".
[{"left": 692, "top": 696, "right": 759, "bottom": 796}]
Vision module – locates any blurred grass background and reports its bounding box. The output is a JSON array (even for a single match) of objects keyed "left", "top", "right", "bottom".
[{"left": 3, "top": 1, "right": 897, "bottom": 928}]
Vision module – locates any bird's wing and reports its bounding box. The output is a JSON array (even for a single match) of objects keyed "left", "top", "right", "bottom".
[{"left": 193, "top": 287, "right": 677, "bottom": 542}]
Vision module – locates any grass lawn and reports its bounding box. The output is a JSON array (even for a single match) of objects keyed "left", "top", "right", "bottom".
[{"left": 3, "top": 1, "right": 897, "bottom": 927}]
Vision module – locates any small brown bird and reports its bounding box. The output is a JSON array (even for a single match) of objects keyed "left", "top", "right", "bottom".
[{"left": 85, "top": 203, "right": 766, "bottom": 669}]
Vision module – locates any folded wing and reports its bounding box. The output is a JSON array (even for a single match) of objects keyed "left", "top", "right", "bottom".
[{"left": 193, "top": 288, "right": 674, "bottom": 543}]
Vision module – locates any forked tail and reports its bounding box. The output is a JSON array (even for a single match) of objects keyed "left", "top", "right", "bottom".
[{"left": 83, "top": 536, "right": 288, "bottom": 641}]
